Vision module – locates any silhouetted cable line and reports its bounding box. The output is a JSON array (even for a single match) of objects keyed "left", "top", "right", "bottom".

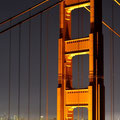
[
  {"left": 0, "top": 0, "right": 48, "bottom": 26},
  {"left": 0, "top": 0, "right": 63, "bottom": 34},
  {"left": 0, "top": 0, "right": 118, "bottom": 27}
]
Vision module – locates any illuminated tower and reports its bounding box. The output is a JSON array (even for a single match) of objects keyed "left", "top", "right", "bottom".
[{"left": 57, "top": 0, "right": 105, "bottom": 120}]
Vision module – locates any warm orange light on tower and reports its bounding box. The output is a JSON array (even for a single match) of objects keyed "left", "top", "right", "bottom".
[{"left": 57, "top": 0, "right": 105, "bottom": 120}]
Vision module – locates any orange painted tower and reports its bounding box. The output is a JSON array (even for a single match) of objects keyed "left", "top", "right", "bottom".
[{"left": 57, "top": 0, "right": 105, "bottom": 120}]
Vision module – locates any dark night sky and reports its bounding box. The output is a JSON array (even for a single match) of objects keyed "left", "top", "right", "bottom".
[{"left": 0, "top": 0, "right": 120, "bottom": 119}]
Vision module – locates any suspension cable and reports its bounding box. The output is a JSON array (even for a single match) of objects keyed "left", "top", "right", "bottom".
[
  {"left": 77, "top": 1, "right": 80, "bottom": 119},
  {"left": 0, "top": 0, "right": 119, "bottom": 40},
  {"left": 81, "top": 8, "right": 84, "bottom": 120},
  {"left": 39, "top": 14, "right": 42, "bottom": 120},
  {"left": 114, "top": 0, "right": 120, "bottom": 6},
  {"left": 8, "top": 21, "right": 12, "bottom": 120},
  {"left": 77, "top": 57, "right": 80, "bottom": 120},
  {"left": 28, "top": 11, "right": 31, "bottom": 120},
  {"left": 112, "top": 1, "right": 114, "bottom": 119},
  {"left": 0, "top": 1, "right": 63, "bottom": 34},
  {"left": 84, "top": 6, "right": 120, "bottom": 38},
  {"left": 110, "top": 16, "right": 113, "bottom": 120},
  {"left": 77, "top": 55, "right": 80, "bottom": 120},
  {"left": 111, "top": 1, "right": 114, "bottom": 120},
  {"left": 77, "top": 4, "right": 84, "bottom": 120},
  {"left": 0, "top": 0, "right": 48, "bottom": 26},
  {"left": 0, "top": 0, "right": 118, "bottom": 27},
  {"left": 18, "top": 24, "right": 21, "bottom": 120},
  {"left": 46, "top": 12, "right": 49, "bottom": 120}
]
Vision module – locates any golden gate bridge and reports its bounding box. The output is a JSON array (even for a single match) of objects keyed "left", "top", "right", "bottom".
[{"left": 0, "top": 0, "right": 120, "bottom": 120}]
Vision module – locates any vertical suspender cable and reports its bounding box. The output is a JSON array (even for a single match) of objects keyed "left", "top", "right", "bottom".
[
  {"left": 46, "top": 12, "right": 49, "bottom": 120},
  {"left": 39, "top": 14, "right": 42, "bottom": 120},
  {"left": 112, "top": 1, "right": 114, "bottom": 120},
  {"left": 8, "top": 21, "right": 12, "bottom": 120},
  {"left": 18, "top": 24, "right": 21, "bottom": 120},
  {"left": 81, "top": 8, "right": 84, "bottom": 120},
  {"left": 28, "top": 11, "right": 31, "bottom": 120},
  {"left": 110, "top": 1, "right": 114, "bottom": 120},
  {"left": 77, "top": 53, "right": 80, "bottom": 120},
  {"left": 110, "top": 17, "right": 113, "bottom": 120},
  {"left": 77, "top": 0, "right": 80, "bottom": 119}
]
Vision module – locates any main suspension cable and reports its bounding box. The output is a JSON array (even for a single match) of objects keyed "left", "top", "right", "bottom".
[
  {"left": 0, "top": 0, "right": 48, "bottom": 26},
  {"left": 114, "top": 0, "right": 120, "bottom": 6},
  {"left": 0, "top": 1, "right": 63, "bottom": 34},
  {"left": 0, "top": 0, "right": 119, "bottom": 27},
  {"left": 0, "top": 0, "right": 119, "bottom": 40}
]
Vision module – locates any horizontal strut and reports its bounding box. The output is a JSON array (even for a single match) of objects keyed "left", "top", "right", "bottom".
[{"left": 65, "top": 37, "right": 89, "bottom": 57}]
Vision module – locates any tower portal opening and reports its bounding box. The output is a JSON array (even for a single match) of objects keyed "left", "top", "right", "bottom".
[
  {"left": 71, "top": 8, "right": 90, "bottom": 40},
  {"left": 74, "top": 107, "right": 88, "bottom": 120},
  {"left": 72, "top": 55, "right": 89, "bottom": 89}
]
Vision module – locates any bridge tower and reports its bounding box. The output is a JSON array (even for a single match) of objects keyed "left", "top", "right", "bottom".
[{"left": 57, "top": 0, "right": 105, "bottom": 120}]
